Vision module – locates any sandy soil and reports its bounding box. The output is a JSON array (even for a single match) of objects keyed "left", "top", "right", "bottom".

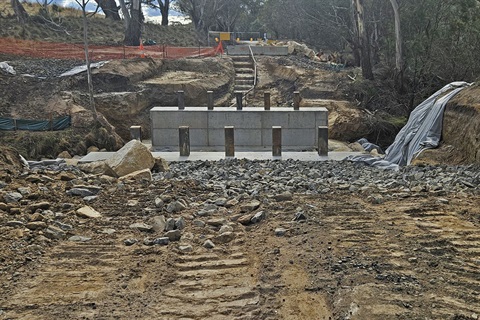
[{"left": 1, "top": 168, "right": 479, "bottom": 320}]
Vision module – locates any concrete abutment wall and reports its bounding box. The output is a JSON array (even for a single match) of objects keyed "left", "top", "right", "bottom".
[{"left": 150, "top": 107, "right": 328, "bottom": 151}]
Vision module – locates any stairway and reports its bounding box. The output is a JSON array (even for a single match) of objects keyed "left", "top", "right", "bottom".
[{"left": 232, "top": 55, "right": 255, "bottom": 93}]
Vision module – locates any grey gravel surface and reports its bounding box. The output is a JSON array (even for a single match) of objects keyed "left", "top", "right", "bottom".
[{"left": 156, "top": 159, "right": 479, "bottom": 196}]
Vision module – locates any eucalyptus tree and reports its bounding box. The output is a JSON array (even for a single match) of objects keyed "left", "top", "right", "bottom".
[
  {"left": 10, "top": 0, "right": 29, "bottom": 23},
  {"left": 121, "top": 0, "right": 143, "bottom": 45},
  {"left": 176, "top": 0, "right": 257, "bottom": 33},
  {"left": 145, "top": 0, "right": 171, "bottom": 25},
  {"left": 94, "top": 0, "right": 121, "bottom": 20},
  {"left": 73, "top": 0, "right": 99, "bottom": 123}
]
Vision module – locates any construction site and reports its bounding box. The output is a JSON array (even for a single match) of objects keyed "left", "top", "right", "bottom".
[{"left": 1, "top": 8, "right": 480, "bottom": 320}]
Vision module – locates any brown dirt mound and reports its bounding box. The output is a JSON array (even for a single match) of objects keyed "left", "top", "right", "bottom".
[
  {"left": 413, "top": 84, "right": 480, "bottom": 166},
  {"left": 0, "top": 146, "right": 25, "bottom": 176},
  {"left": 443, "top": 84, "right": 480, "bottom": 164}
]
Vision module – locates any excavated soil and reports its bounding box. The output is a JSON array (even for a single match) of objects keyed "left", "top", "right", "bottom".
[
  {"left": 413, "top": 84, "right": 480, "bottom": 166},
  {"left": 443, "top": 85, "right": 480, "bottom": 164},
  {"left": 0, "top": 160, "right": 479, "bottom": 320}
]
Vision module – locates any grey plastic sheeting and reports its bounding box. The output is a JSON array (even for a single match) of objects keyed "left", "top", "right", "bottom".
[
  {"left": 347, "top": 81, "right": 473, "bottom": 170},
  {"left": 59, "top": 61, "right": 108, "bottom": 77},
  {"left": 0, "top": 116, "right": 71, "bottom": 131}
]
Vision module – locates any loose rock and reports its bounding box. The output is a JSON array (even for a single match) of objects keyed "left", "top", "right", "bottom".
[
  {"left": 151, "top": 215, "right": 166, "bottom": 232},
  {"left": 251, "top": 211, "right": 266, "bottom": 224},
  {"left": 76, "top": 206, "right": 102, "bottom": 219},
  {"left": 129, "top": 222, "right": 153, "bottom": 232},
  {"left": 241, "top": 200, "right": 261, "bottom": 212},
  {"left": 203, "top": 239, "right": 215, "bottom": 249},
  {"left": 165, "top": 229, "right": 181, "bottom": 241}
]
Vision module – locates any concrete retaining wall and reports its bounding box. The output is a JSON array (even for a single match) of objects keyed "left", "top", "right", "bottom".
[
  {"left": 226, "top": 45, "right": 288, "bottom": 56},
  {"left": 150, "top": 107, "right": 328, "bottom": 151}
]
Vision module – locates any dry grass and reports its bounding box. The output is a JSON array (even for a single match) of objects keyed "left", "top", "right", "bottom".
[{"left": 0, "top": 1, "right": 199, "bottom": 46}]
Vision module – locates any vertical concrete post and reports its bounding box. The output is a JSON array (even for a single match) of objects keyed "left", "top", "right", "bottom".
[
  {"left": 235, "top": 91, "right": 243, "bottom": 110},
  {"left": 130, "top": 125, "right": 142, "bottom": 142},
  {"left": 318, "top": 126, "right": 328, "bottom": 156},
  {"left": 272, "top": 126, "right": 282, "bottom": 157},
  {"left": 177, "top": 90, "right": 185, "bottom": 110},
  {"left": 207, "top": 91, "right": 214, "bottom": 110},
  {"left": 264, "top": 91, "right": 271, "bottom": 111},
  {"left": 225, "top": 126, "right": 235, "bottom": 157},
  {"left": 179, "top": 126, "right": 190, "bottom": 156},
  {"left": 293, "top": 91, "right": 300, "bottom": 110}
]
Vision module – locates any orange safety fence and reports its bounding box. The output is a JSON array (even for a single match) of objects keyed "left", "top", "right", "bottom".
[{"left": 0, "top": 38, "right": 219, "bottom": 60}]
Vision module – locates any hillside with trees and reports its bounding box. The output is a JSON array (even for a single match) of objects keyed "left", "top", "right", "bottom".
[
  {"left": 175, "top": 0, "right": 480, "bottom": 112},
  {"left": 4, "top": 0, "right": 480, "bottom": 110}
]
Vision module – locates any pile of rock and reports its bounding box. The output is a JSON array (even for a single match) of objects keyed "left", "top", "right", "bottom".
[{"left": 162, "top": 159, "right": 479, "bottom": 198}]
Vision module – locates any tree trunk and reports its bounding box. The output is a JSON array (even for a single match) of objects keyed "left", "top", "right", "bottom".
[
  {"left": 124, "top": 0, "right": 142, "bottom": 46},
  {"left": 389, "top": 0, "right": 403, "bottom": 72},
  {"left": 353, "top": 0, "right": 374, "bottom": 80},
  {"left": 349, "top": 5, "right": 361, "bottom": 67},
  {"left": 118, "top": 0, "right": 130, "bottom": 29},
  {"left": 11, "top": 0, "right": 28, "bottom": 24},
  {"left": 79, "top": 3, "right": 98, "bottom": 125},
  {"left": 96, "top": 0, "right": 121, "bottom": 20},
  {"left": 159, "top": 0, "right": 170, "bottom": 26}
]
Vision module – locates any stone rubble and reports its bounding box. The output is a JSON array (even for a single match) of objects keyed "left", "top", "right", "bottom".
[{"left": 160, "top": 159, "right": 479, "bottom": 197}]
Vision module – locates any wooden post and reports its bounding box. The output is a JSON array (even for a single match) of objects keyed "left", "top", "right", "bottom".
[
  {"left": 264, "top": 91, "right": 271, "bottom": 111},
  {"left": 225, "top": 126, "right": 235, "bottom": 157},
  {"left": 293, "top": 91, "right": 300, "bottom": 110},
  {"left": 130, "top": 125, "right": 142, "bottom": 141},
  {"left": 207, "top": 91, "right": 214, "bottom": 110},
  {"left": 272, "top": 126, "right": 282, "bottom": 157},
  {"left": 318, "top": 126, "right": 328, "bottom": 156},
  {"left": 235, "top": 91, "right": 243, "bottom": 110},
  {"left": 177, "top": 90, "right": 185, "bottom": 110},
  {"left": 179, "top": 126, "right": 190, "bottom": 156}
]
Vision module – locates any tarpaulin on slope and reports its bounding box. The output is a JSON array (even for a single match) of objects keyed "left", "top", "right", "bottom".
[
  {"left": 0, "top": 116, "right": 71, "bottom": 131},
  {"left": 347, "top": 81, "right": 473, "bottom": 169}
]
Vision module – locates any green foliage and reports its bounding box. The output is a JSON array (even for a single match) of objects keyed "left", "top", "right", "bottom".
[
  {"left": 257, "top": 0, "right": 480, "bottom": 107},
  {"left": 0, "top": 130, "right": 87, "bottom": 160},
  {"left": 261, "top": 0, "right": 351, "bottom": 50}
]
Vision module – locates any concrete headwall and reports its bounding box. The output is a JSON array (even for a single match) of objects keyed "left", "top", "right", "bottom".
[
  {"left": 150, "top": 107, "right": 328, "bottom": 151},
  {"left": 226, "top": 45, "right": 288, "bottom": 56}
]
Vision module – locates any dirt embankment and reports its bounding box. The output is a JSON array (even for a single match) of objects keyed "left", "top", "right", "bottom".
[
  {"left": 414, "top": 84, "right": 480, "bottom": 166},
  {"left": 0, "top": 56, "right": 235, "bottom": 154},
  {"left": 1, "top": 53, "right": 479, "bottom": 164},
  {"left": 444, "top": 84, "right": 480, "bottom": 164},
  {"left": 92, "top": 57, "right": 234, "bottom": 139}
]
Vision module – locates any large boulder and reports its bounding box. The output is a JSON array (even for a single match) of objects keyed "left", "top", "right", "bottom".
[
  {"left": 0, "top": 146, "right": 27, "bottom": 176},
  {"left": 106, "top": 140, "right": 154, "bottom": 177},
  {"left": 78, "top": 160, "right": 117, "bottom": 177}
]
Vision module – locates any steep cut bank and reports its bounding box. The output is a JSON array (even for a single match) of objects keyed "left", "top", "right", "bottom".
[
  {"left": 444, "top": 84, "right": 480, "bottom": 164},
  {"left": 415, "top": 83, "right": 480, "bottom": 165}
]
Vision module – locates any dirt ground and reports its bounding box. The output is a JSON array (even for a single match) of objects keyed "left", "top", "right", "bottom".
[{"left": 0, "top": 164, "right": 479, "bottom": 320}]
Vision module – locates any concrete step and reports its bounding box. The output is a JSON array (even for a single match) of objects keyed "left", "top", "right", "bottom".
[
  {"left": 235, "top": 79, "right": 254, "bottom": 85},
  {"left": 233, "top": 61, "right": 253, "bottom": 68},
  {"left": 231, "top": 55, "right": 251, "bottom": 62},
  {"left": 235, "top": 68, "right": 254, "bottom": 74},
  {"left": 235, "top": 74, "right": 255, "bottom": 81},
  {"left": 234, "top": 85, "right": 253, "bottom": 91}
]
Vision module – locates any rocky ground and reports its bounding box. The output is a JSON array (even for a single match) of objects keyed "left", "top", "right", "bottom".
[{"left": 1, "top": 147, "right": 479, "bottom": 319}]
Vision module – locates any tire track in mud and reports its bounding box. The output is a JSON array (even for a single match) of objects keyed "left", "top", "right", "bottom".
[
  {"left": 151, "top": 247, "right": 262, "bottom": 319},
  {"left": 2, "top": 221, "right": 265, "bottom": 320},
  {"left": 303, "top": 196, "right": 480, "bottom": 320},
  {"left": 3, "top": 241, "right": 126, "bottom": 319}
]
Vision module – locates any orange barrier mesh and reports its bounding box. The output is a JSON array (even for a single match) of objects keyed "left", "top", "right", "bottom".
[{"left": 0, "top": 38, "right": 218, "bottom": 60}]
